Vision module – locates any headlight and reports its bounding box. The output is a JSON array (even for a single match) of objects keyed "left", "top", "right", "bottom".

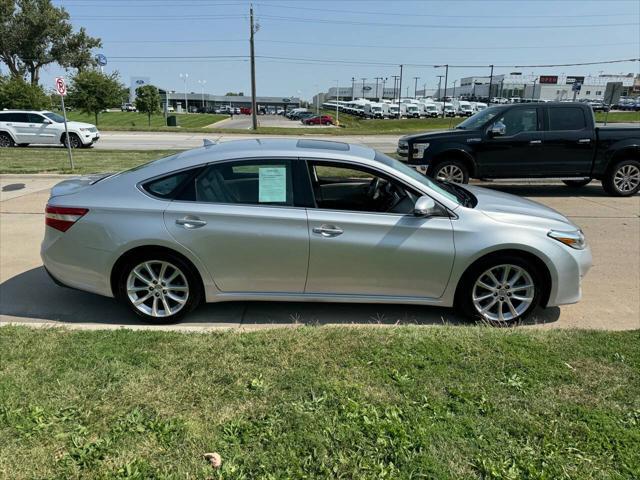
[
  {"left": 413, "top": 143, "right": 430, "bottom": 156},
  {"left": 548, "top": 230, "right": 586, "bottom": 250}
]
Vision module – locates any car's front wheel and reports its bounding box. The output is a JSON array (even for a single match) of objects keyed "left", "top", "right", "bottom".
[
  {"left": 602, "top": 159, "right": 640, "bottom": 197},
  {"left": 117, "top": 253, "right": 202, "bottom": 323},
  {"left": 457, "top": 255, "right": 541, "bottom": 325},
  {"left": 430, "top": 159, "right": 469, "bottom": 184},
  {"left": 62, "top": 132, "right": 82, "bottom": 149}
]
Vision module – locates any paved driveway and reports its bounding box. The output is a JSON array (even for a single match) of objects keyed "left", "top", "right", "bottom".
[{"left": 0, "top": 175, "right": 638, "bottom": 331}]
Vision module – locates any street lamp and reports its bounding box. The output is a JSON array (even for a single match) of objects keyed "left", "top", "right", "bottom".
[
  {"left": 413, "top": 76, "right": 420, "bottom": 98},
  {"left": 197, "top": 80, "right": 207, "bottom": 110},
  {"left": 361, "top": 77, "right": 367, "bottom": 99},
  {"left": 179, "top": 73, "right": 189, "bottom": 113},
  {"left": 335, "top": 80, "right": 340, "bottom": 125}
]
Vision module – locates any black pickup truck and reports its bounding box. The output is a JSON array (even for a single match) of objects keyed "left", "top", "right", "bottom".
[{"left": 398, "top": 102, "right": 640, "bottom": 196}]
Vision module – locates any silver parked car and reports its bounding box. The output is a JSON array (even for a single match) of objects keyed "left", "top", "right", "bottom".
[{"left": 41, "top": 139, "right": 592, "bottom": 324}]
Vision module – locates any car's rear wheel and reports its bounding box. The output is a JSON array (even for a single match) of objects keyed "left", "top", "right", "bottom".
[
  {"left": 602, "top": 159, "right": 640, "bottom": 197},
  {"left": 430, "top": 159, "right": 469, "bottom": 184},
  {"left": 0, "top": 133, "right": 14, "bottom": 148},
  {"left": 118, "top": 253, "right": 202, "bottom": 323},
  {"left": 62, "top": 132, "right": 81, "bottom": 149},
  {"left": 562, "top": 179, "right": 591, "bottom": 188},
  {"left": 457, "top": 255, "right": 541, "bottom": 325}
]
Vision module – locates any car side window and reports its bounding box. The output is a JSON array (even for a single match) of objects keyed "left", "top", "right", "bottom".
[
  {"left": 143, "top": 170, "right": 194, "bottom": 199},
  {"left": 548, "top": 107, "right": 586, "bottom": 131},
  {"left": 27, "top": 113, "right": 47, "bottom": 124},
  {"left": 496, "top": 108, "right": 538, "bottom": 136},
  {"left": 308, "top": 161, "right": 419, "bottom": 215},
  {"left": 193, "top": 159, "right": 294, "bottom": 206}
]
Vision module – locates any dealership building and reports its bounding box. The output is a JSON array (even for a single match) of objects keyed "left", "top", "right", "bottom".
[
  {"left": 158, "top": 91, "right": 301, "bottom": 113},
  {"left": 432, "top": 73, "right": 638, "bottom": 101}
]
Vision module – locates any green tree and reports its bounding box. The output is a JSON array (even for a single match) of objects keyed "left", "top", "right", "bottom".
[
  {"left": 0, "top": 75, "right": 49, "bottom": 109},
  {"left": 134, "top": 85, "right": 161, "bottom": 126},
  {"left": 67, "top": 70, "right": 125, "bottom": 125},
  {"left": 0, "top": 0, "right": 101, "bottom": 84}
]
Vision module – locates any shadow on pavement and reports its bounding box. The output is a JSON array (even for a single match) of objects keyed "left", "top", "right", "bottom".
[
  {"left": 0, "top": 267, "right": 561, "bottom": 328},
  {"left": 479, "top": 183, "right": 612, "bottom": 198}
]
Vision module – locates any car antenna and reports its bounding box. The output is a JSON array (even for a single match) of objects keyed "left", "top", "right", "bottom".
[{"left": 202, "top": 138, "right": 220, "bottom": 147}]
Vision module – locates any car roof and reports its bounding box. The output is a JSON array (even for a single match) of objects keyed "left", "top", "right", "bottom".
[
  {"left": 0, "top": 110, "right": 51, "bottom": 114},
  {"left": 133, "top": 138, "right": 377, "bottom": 177}
]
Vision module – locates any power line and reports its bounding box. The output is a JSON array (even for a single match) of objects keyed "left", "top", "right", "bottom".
[{"left": 258, "top": 14, "right": 639, "bottom": 29}]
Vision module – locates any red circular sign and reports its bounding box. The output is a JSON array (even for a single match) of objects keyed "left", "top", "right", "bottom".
[{"left": 55, "top": 77, "right": 67, "bottom": 96}]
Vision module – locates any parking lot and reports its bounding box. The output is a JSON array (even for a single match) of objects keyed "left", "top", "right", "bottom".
[
  {"left": 1, "top": 174, "right": 637, "bottom": 331},
  {"left": 215, "top": 113, "right": 338, "bottom": 129}
]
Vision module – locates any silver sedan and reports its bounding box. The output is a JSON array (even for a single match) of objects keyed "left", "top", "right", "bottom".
[{"left": 41, "top": 139, "right": 592, "bottom": 324}]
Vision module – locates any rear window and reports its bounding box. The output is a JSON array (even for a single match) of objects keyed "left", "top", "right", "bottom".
[
  {"left": 143, "top": 170, "right": 193, "bottom": 198},
  {"left": 548, "top": 107, "right": 586, "bottom": 131},
  {"left": 0, "top": 112, "right": 28, "bottom": 122}
]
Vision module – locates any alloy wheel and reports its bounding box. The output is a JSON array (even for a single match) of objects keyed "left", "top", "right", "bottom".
[
  {"left": 613, "top": 164, "right": 640, "bottom": 193},
  {"left": 65, "top": 134, "right": 80, "bottom": 148},
  {"left": 126, "top": 260, "right": 189, "bottom": 318},
  {"left": 0, "top": 134, "right": 13, "bottom": 147},
  {"left": 472, "top": 264, "right": 535, "bottom": 322},
  {"left": 436, "top": 164, "right": 465, "bottom": 183}
]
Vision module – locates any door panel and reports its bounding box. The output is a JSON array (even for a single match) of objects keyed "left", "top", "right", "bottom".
[
  {"left": 305, "top": 210, "right": 455, "bottom": 298},
  {"left": 164, "top": 203, "right": 309, "bottom": 293},
  {"left": 542, "top": 106, "right": 595, "bottom": 176},
  {"left": 28, "top": 114, "right": 59, "bottom": 144}
]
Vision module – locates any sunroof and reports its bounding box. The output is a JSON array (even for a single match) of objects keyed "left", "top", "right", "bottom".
[{"left": 296, "top": 139, "right": 350, "bottom": 151}]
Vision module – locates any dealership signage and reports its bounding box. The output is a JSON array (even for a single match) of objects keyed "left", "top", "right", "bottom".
[
  {"left": 539, "top": 75, "right": 558, "bottom": 84},
  {"left": 566, "top": 76, "right": 585, "bottom": 85},
  {"left": 362, "top": 86, "right": 372, "bottom": 91}
]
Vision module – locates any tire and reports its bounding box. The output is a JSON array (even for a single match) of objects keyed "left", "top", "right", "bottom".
[
  {"left": 62, "top": 133, "right": 82, "bottom": 149},
  {"left": 430, "top": 159, "right": 470, "bottom": 184},
  {"left": 455, "top": 254, "right": 541, "bottom": 326},
  {"left": 602, "top": 159, "right": 640, "bottom": 197},
  {"left": 117, "top": 251, "right": 203, "bottom": 324},
  {"left": 0, "top": 132, "right": 15, "bottom": 148},
  {"left": 562, "top": 179, "right": 591, "bottom": 188}
]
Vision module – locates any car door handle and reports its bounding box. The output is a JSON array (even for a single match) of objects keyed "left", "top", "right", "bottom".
[
  {"left": 176, "top": 216, "right": 207, "bottom": 229},
  {"left": 29, "top": 124, "right": 36, "bottom": 127},
  {"left": 577, "top": 138, "right": 591, "bottom": 144},
  {"left": 312, "top": 225, "right": 344, "bottom": 237},
  {"left": 529, "top": 140, "right": 542, "bottom": 145}
]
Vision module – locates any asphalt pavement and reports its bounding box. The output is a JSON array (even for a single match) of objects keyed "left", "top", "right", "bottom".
[{"left": 1, "top": 175, "right": 638, "bottom": 332}]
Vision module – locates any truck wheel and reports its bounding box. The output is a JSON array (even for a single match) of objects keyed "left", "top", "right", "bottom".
[
  {"left": 0, "top": 133, "right": 14, "bottom": 148},
  {"left": 602, "top": 159, "right": 640, "bottom": 197},
  {"left": 562, "top": 179, "right": 591, "bottom": 188},
  {"left": 431, "top": 159, "right": 469, "bottom": 184}
]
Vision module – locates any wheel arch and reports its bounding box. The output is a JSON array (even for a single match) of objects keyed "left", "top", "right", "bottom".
[
  {"left": 431, "top": 148, "right": 477, "bottom": 177},
  {"left": 0, "top": 129, "right": 17, "bottom": 143},
  {"left": 454, "top": 248, "right": 553, "bottom": 308},
  {"left": 110, "top": 245, "right": 206, "bottom": 299}
]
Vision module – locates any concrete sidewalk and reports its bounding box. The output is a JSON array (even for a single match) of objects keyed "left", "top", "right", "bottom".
[{"left": 1, "top": 175, "right": 638, "bottom": 332}]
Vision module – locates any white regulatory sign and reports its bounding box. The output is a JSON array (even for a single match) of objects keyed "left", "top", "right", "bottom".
[{"left": 55, "top": 77, "right": 67, "bottom": 96}]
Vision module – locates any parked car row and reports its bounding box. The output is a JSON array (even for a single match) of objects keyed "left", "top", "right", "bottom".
[{"left": 322, "top": 98, "right": 488, "bottom": 119}]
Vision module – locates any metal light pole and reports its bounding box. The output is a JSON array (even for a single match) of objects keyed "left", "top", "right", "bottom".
[
  {"left": 381, "top": 77, "right": 387, "bottom": 100},
  {"left": 249, "top": 4, "right": 258, "bottom": 130},
  {"left": 487, "top": 64, "right": 494, "bottom": 103},
  {"left": 361, "top": 77, "right": 367, "bottom": 99},
  {"left": 397, "top": 64, "right": 403, "bottom": 116},
  {"left": 436, "top": 75, "right": 444, "bottom": 100},
  {"left": 351, "top": 77, "right": 355, "bottom": 100},
  {"left": 198, "top": 80, "right": 206, "bottom": 109},
  {"left": 179, "top": 73, "right": 189, "bottom": 113},
  {"left": 335, "top": 80, "right": 339, "bottom": 125},
  {"left": 413, "top": 76, "right": 420, "bottom": 98},
  {"left": 374, "top": 77, "right": 383, "bottom": 101},
  {"left": 452, "top": 79, "right": 457, "bottom": 99}
]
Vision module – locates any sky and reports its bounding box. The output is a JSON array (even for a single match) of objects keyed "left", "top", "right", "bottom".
[{"left": 27, "top": 0, "right": 640, "bottom": 100}]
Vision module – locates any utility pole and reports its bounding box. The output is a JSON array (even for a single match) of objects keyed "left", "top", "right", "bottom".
[
  {"left": 381, "top": 77, "right": 387, "bottom": 100},
  {"left": 391, "top": 75, "right": 399, "bottom": 102},
  {"left": 374, "top": 77, "right": 383, "bottom": 101},
  {"left": 179, "top": 73, "right": 189, "bottom": 113},
  {"left": 413, "top": 76, "right": 420, "bottom": 98},
  {"left": 249, "top": 4, "right": 258, "bottom": 130},
  {"left": 361, "top": 77, "right": 367, "bottom": 99},
  {"left": 452, "top": 79, "right": 457, "bottom": 99},
  {"left": 335, "top": 80, "right": 339, "bottom": 125},
  {"left": 397, "top": 64, "right": 403, "bottom": 117},
  {"left": 436, "top": 75, "right": 444, "bottom": 106},
  {"left": 198, "top": 80, "right": 206, "bottom": 109},
  {"left": 487, "top": 64, "right": 494, "bottom": 104},
  {"left": 351, "top": 77, "right": 355, "bottom": 100}
]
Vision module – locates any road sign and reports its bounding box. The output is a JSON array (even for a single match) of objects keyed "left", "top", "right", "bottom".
[
  {"left": 55, "top": 77, "right": 67, "bottom": 96},
  {"left": 95, "top": 54, "right": 107, "bottom": 66},
  {"left": 572, "top": 82, "right": 582, "bottom": 92}
]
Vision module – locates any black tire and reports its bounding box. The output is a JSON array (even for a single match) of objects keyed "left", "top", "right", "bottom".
[
  {"left": 62, "top": 133, "right": 82, "bottom": 149},
  {"left": 455, "top": 254, "right": 542, "bottom": 326},
  {"left": 17, "top": 143, "right": 30, "bottom": 147},
  {"left": 0, "top": 132, "right": 15, "bottom": 148},
  {"left": 430, "top": 159, "right": 470, "bottom": 184},
  {"left": 602, "top": 159, "right": 640, "bottom": 197},
  {"left": 117, "top": 251, "right": 203, "bottom": 324},
  {"left": 562, "top": 179, "right": 591, "bottom": 188}
]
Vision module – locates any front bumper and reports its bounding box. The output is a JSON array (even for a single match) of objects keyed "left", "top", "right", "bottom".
[
  {"left": 546, "top": 245, "right": 592, "bottom": 307},
  {"left": 82, "top": 131, "right": 100, "bottom": 145}
]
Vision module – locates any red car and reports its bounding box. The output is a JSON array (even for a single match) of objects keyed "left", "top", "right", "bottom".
[{"left": 302, "top": 115, "right": 334, "bottom": 125}]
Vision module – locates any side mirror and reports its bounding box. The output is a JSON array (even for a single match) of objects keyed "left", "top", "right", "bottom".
[
  {"left": 489, "top": 121, "right": 506, "bottom": 137},
  {"left": 43, "top": 119, "right": 52, "bottom": 124},
  {"left": 414, "top": 195, "right": 438, "bottom": 217}
]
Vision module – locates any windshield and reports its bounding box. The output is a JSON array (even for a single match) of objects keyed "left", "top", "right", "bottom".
[
  {"left": 455, "top": 106, "right": 501, "bottom": 130},
  {"left": 43, "top": 112, "right": 65, "bottom": 123},
  {"left": 374, "top": 151, "right": 460, "bottom": 205}
]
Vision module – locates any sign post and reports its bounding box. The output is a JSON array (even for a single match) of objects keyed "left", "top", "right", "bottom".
[
  {"left": 571, "top": 81, "right": 582, "bottom": 101},
  {"left": 55, "top": 77, "right": 74, "bottom": 171}
]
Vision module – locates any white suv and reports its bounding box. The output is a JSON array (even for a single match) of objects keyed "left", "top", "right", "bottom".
[{"left": 0, "top": 110, "right": 100, "bottom": 148}]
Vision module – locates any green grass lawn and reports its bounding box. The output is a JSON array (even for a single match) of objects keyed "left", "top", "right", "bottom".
[
  {"left": 0, "top": 326, "right": 638, "bottom": 479},
  {"left": 0, "top": 148, "right": 179, "bottom": 174},
  {"left": 66, "top": 111, "right": 228, "bottom": 130}
]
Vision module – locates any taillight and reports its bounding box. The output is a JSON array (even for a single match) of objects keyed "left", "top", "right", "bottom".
[{"left": 45, "top": 205, "right": 88, "bottom": 232}]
